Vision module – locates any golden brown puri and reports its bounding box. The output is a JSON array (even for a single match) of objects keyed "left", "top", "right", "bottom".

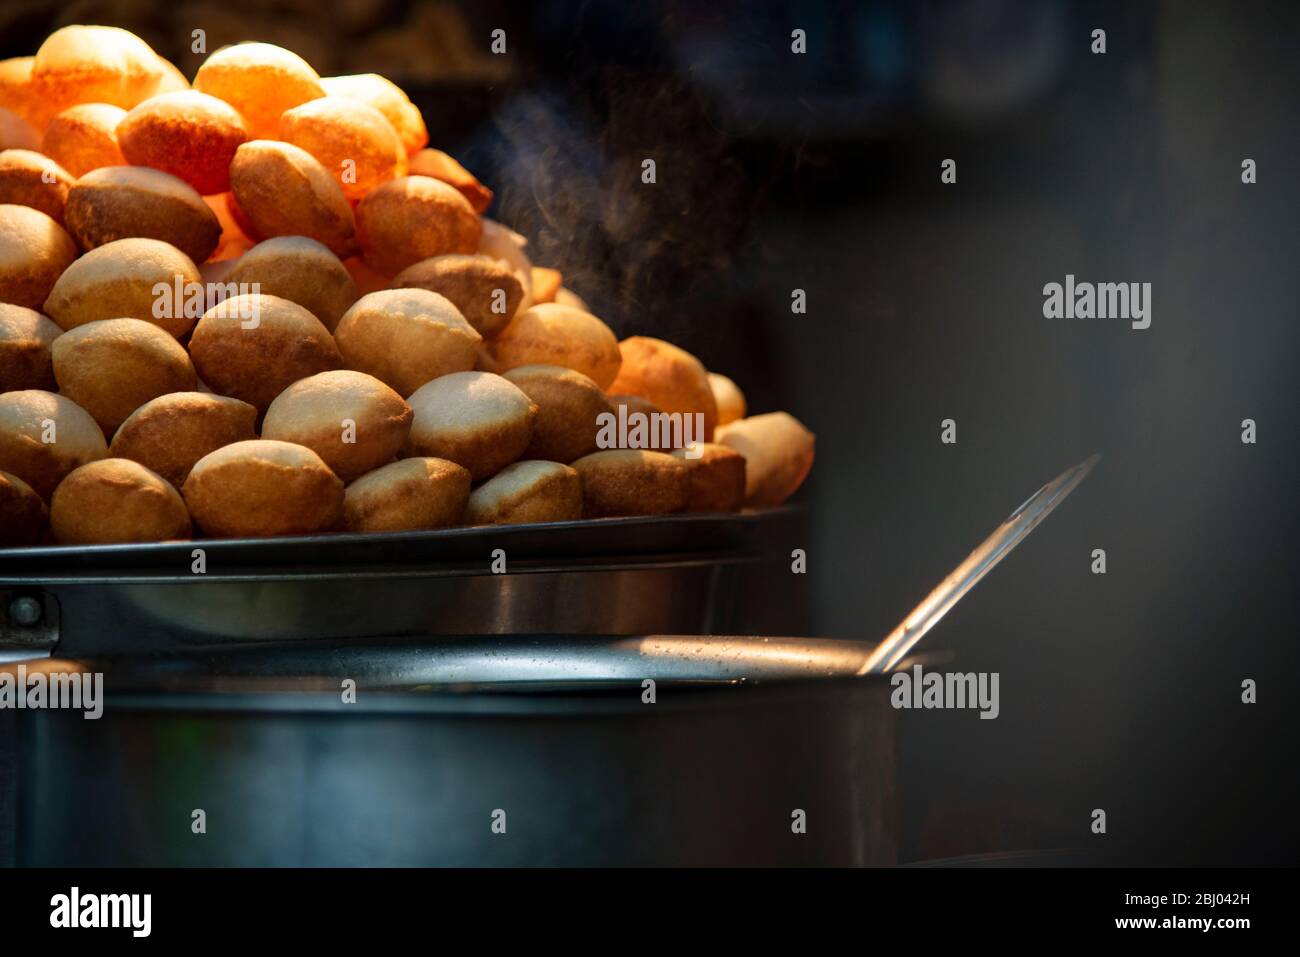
[
  {"left": 189, "top": 293, "right": 341, "bottom": 412},
  {"left": 109, "top": 391, "right": 257, "bottom": 488},
  {"left": 570, "top": 450, "right": 689, "bottom": 518},
  {"left": 321, "top": 74, "right": 428, "bottom": 156},
  {"left": 50, "top": 457, "right": 190, "bottom": 544},
  {"left": 0, "top": 107, "right": 39, "bottom": 151},
  {"left": 334, "top": 288, "right": 480, "bottom": 396},
  {"left": 715, "top": 411, "right": 816, "bottom": 507},
  {"left": 530, "top": 267, "right": 562, "bottom": 305},
  {"left": 492, "top": 303, "right": 621, "bottom": 390},
  {"left": 708, "top": 371, "right": 747, "bottom": 426},
  {"left": 262, "top": 370, "right": 412, "bottom": 481},
  {"left": 51, "top": 318, "right": 197, "bottom": 433},
  {"left": 0, "top": 468, "right": 47, "bottom": 545},
  {"left": 30, "top": 26, "right": 166, "bottom": 116},
  {"left": 404, "top": 371, "right": 537, "bottom": 481},
  {"left": 0, "top": 304, "right": 61, "bottom": 391},
  {"left": 225, "top": 236, "right": 358, "bottom": 332},
  {"left": 279, "top": 96, "right": 406, "bottom": 203},
  {"left": 41, "top": 103, "right": 128, "bottom": 177},
  {"left": 466, "top": 460, "right": 582, "bottom": 526},
  {"left": 0, "top": 390, "right": 107, "bottom": 499},
  {"left": 671, "top": 443, "right": 746, "bottom": 513},
  {"left": 343, "top": 457, "right": 470, "bottom": 533},
  {"left": 389, "top": 254, "right": 524, "bottom": 338},
  {"left": 192, "top": 42, "right": 325, "bottom": 141},
  {"left": 0, "top": 204, "right": 78, "bottom": 309},
  {"left": 606, "top": 336, "right": 718, "bottom": 441},
  {"left": 407, "top": 148, "right": 492, "bottom": 212},
  {"left": 117, "top": 90, "right": 248, "bottom": 195},
  {"left": 42, "top": 237, "right": 202, "bottom": 338},
  {"left": 0, "top": 149, "right": 74, "bottom": 221},
  {"left": 356, "top": 175, "right": 481, "bottom": 276},
  {"left": 502, "top": 364, "right": 611, "bottom": 464},
  {"left": 228, "top": 140, "right": 356, "bottom": 258},
  {"left": 63, "top": 166, "right": 221, "bottom": 263},
  {"left": 183, "top": 439, "right": 343, "bottom": 538}
]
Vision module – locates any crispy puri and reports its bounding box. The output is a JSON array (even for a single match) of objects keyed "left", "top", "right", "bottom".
[
  {"left": 465, "top": 459, "right": 582, "bottom": 526},
  {"left": 50, "top": 457, "right": 190, "bottom": 544},
  {"left": 342, "top": 456, "right": 470, "bottom": 533},
  {"left": 404, "top": 371, "right": 537, "bottom": 480},
  {"left": 715, "top": 411, "right": 816, "bottom": 507},
  {"left": 569, "top": 449, "right": 689, "bottom": 518},
  {"left": 262, "top": 370, "right": 412, "bottom": 481},
  {"left": 109, "top": 391, "right": 257, "bottom": 487},
  {"left": 0, "top": 389, "right": 107, "bottom": 499},
  {"left": 502, "top": 364, "right": 611, "bottom": 464},
  {"left": 183, "top": 439, "right": 344, "bottom": 538}
]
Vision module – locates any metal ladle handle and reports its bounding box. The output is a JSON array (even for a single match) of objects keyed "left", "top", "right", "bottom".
[{"left": 857, "top": 454, "right": 1099, "bottom": 674}]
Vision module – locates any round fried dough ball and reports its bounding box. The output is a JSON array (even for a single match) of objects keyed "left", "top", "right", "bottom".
[
  {"left": 0, "top": 390, "right": 107, "bottom": 499},
  {"left": 569, "top": 449, "right": 688, "bottom": 518},
  {"left": 262, "top": 370, "right": 412, "bottom": 481},
  {"left": 183, "top": 439, "right": 343, "bottom": 538},
  {"left": 228, "top": 140, "right": 357, "bottom": 257},
  {"left": 356, "top": 175, "right": 480, "bottom": 276},
  {"left": 466, "top": 460, "right": 582, "bottom": 526},
  {"left": 30, "top": 26, "right": 166, "bottom": 117},
  {"left": 491, "top": 303, "right": 621, "bottom": 390},
  {"left": 109, "top": 391, "right": 257, "bottom": 487},
  {"left": 0, "top": 149, "right": 75, "bottom": 221},
  {"left": 50, "top": 457, "right": 190, "bottom": 544},
  {"left": 63, "top": 166, "right": 221, "bottom": 262},
  {"left": 279, "top": 96, "right": 405, "bottom": 203},
  {"left": 606, "top": 336, "right": 718, "bottom": 441},
  {"left": 342, "top": 457, "right": 470, "bottom": 533},
  {"left": 390, "top": 254, "right": 523, "bottom": 337},
  {"left": 322, "top": 74, "right": 428, "bottom": 156},
  {"left": 0, "top": 204, "right": 78, "bottom": 309},
  {"left": 189, "top": 293, "right": 342, "bottom": 412},
  {"left": 404, "top": 371, "right": 537, "bottom": 481},
  {"left": 117, "top": 91, "right": 248, "bottom": 194},
  {"left": 502, "top": 364, "right": 611, "bottom": 464},
  {"left": 43, "top": 237, "right": 202, "bottom": 338},
  {"left": 671, "top": 443, "right": 746, "bottom": 512},
  {"left": 333, "top": 288, "right": 479, "bottom": 396},
  {"left": 224, "top": 236, "right": 358, "bottom": 331},
  {"left": 41, "top": 103, "right": 128, "bottom": 177},
  {"left": 0, "top": 304, "right": 61, "bottom": 391},
  {"left": 192, "top": 42, "right": 325, "bottom": 140},
  {"left": 708, "top": 372, "right": 747, "bottom": 426},
  {"left": 715, "top": 411, "right": 816, "bottom": 507},
  {"left": 0, "top": 468, "right": 47, "bottom": 545},
  {"left": 51, "top": 318, "right": 198, "bottom": 432}
]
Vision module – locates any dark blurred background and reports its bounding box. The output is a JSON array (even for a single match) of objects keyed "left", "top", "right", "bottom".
[{"left": 6, "top": 0, "right": 1297, "bottom": 865}]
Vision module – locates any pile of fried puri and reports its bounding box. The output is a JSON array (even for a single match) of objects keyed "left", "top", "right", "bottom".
[{"left": 0, "top": 26, "right": 814, "bottom": 547}]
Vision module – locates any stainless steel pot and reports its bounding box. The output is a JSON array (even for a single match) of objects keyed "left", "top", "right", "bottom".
[{"left": 0, "top": 459, "right": 1096, "bottom": 867}]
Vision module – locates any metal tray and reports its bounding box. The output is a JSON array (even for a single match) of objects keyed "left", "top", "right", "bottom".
[{"left": 0, "top": 507, "right": 800, "bottom": 582}]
